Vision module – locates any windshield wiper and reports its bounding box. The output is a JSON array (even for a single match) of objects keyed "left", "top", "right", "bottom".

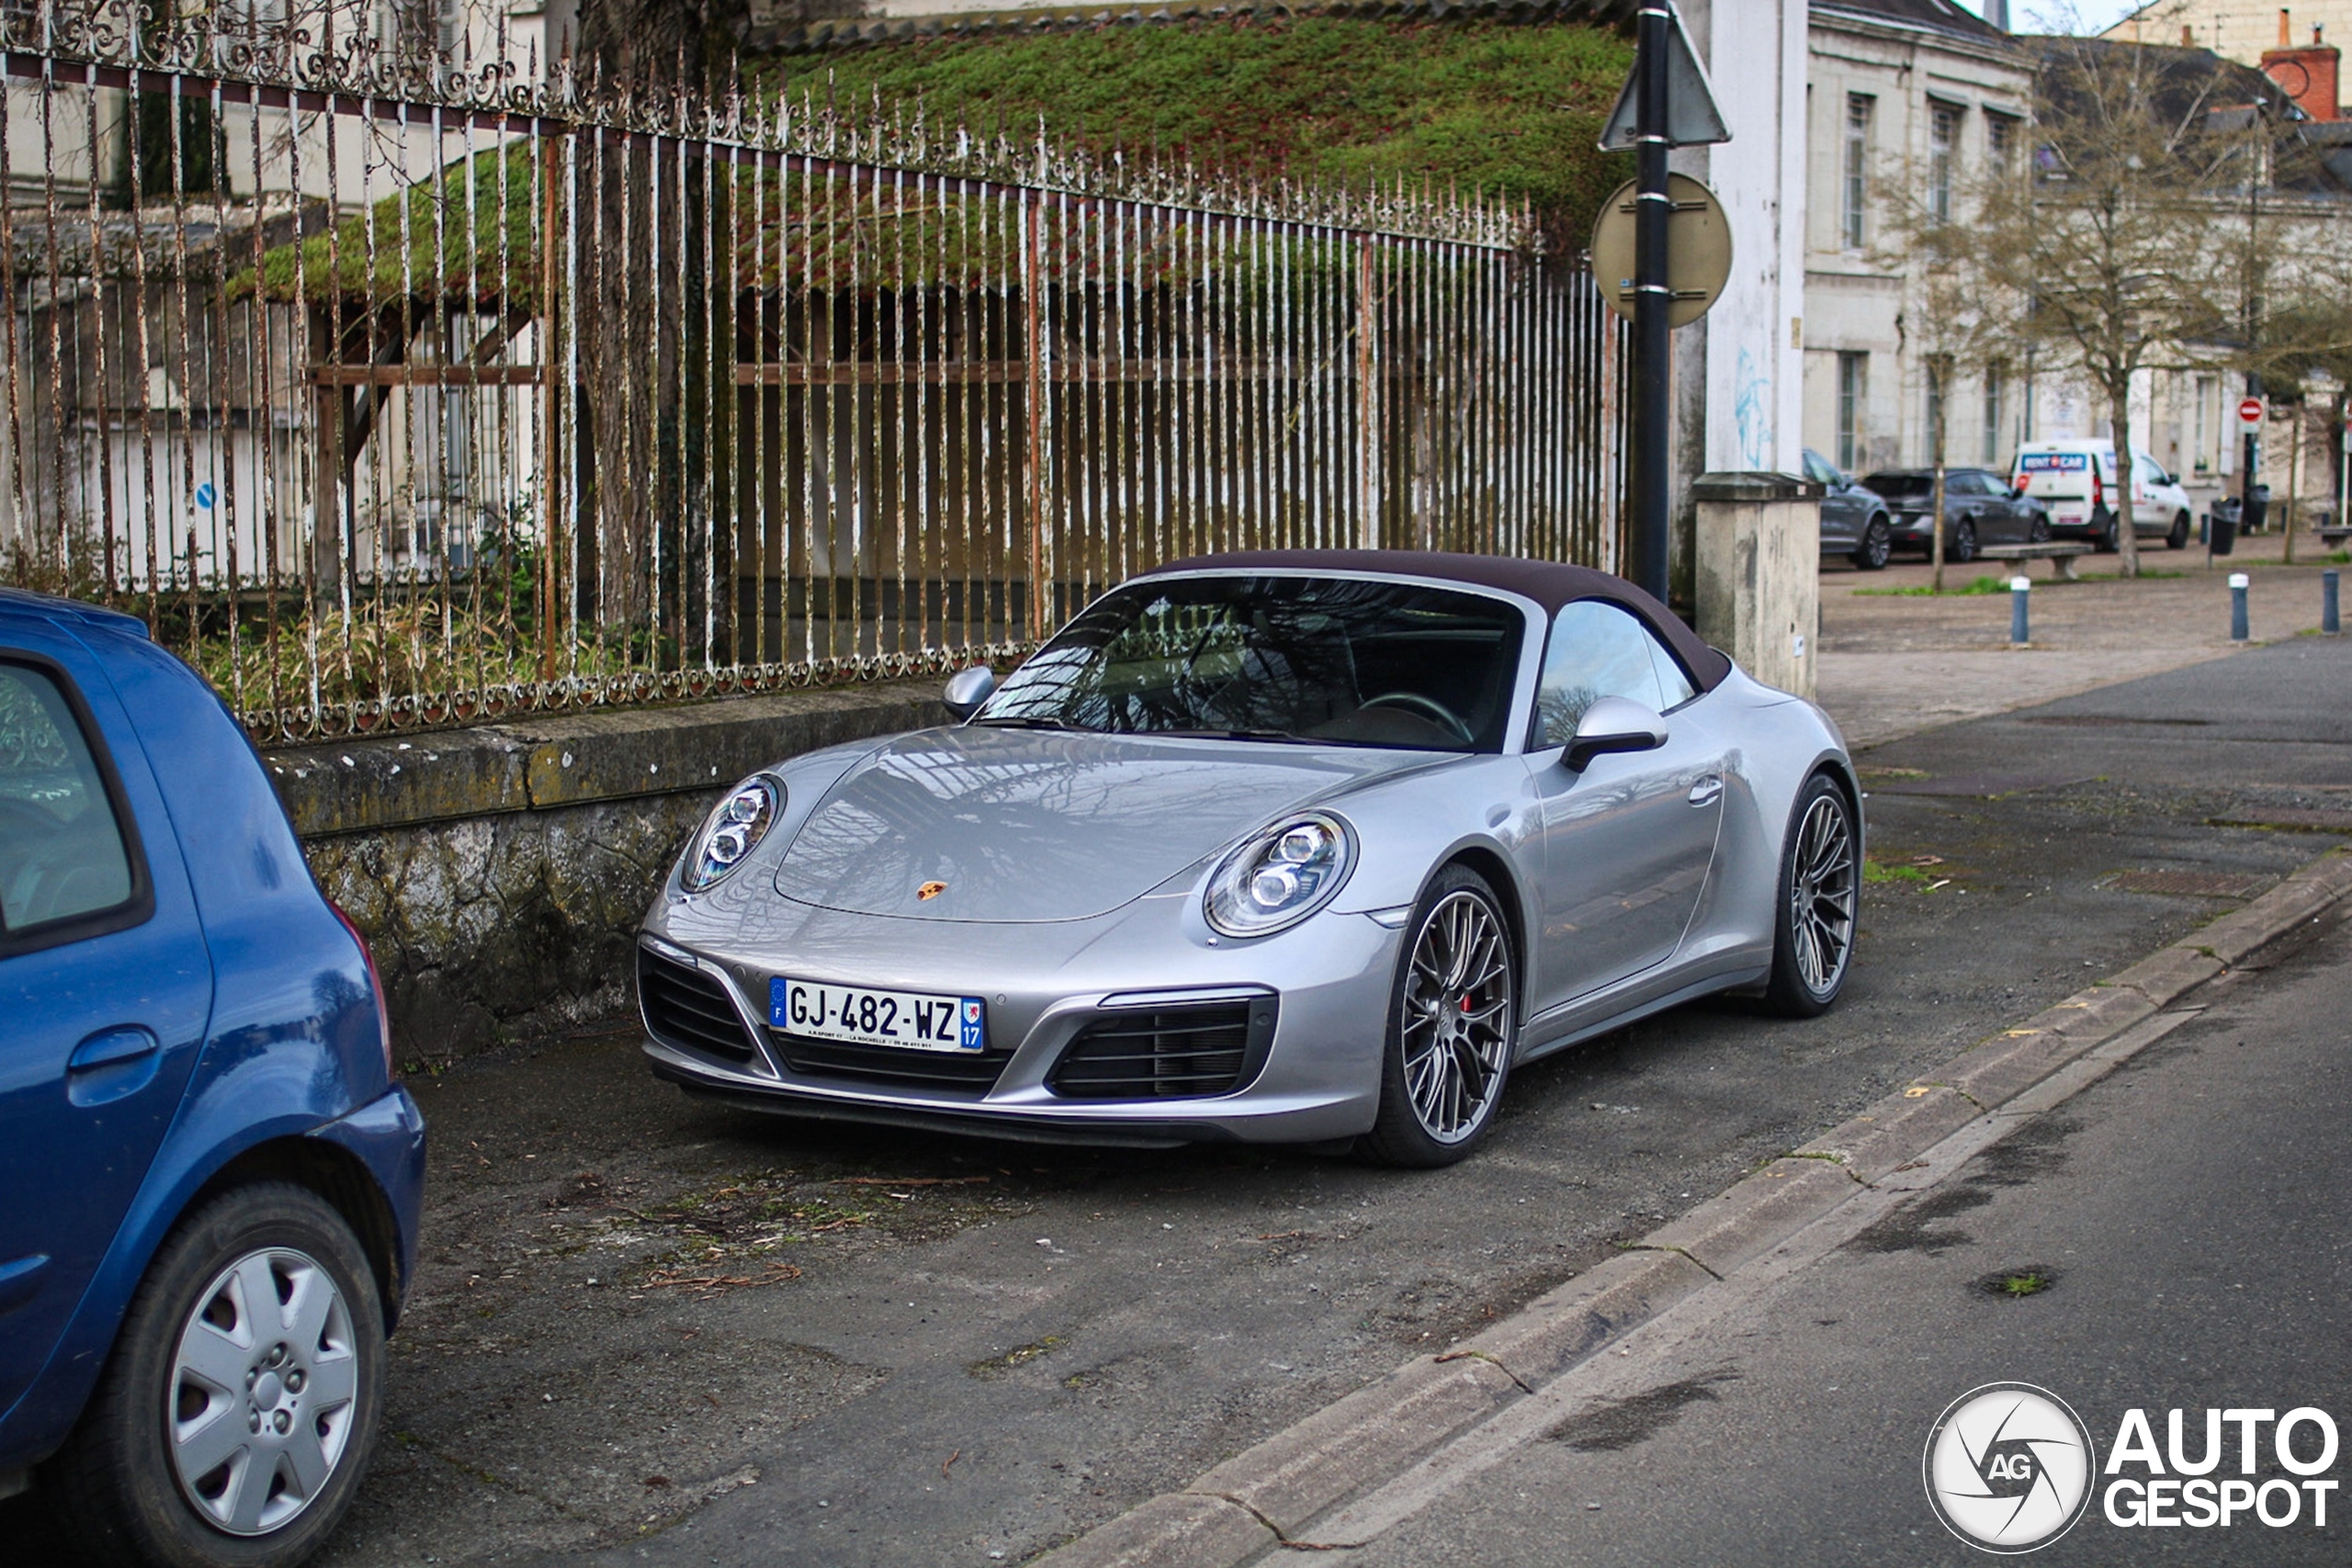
[
  {"left": 1156, "top": 727, "right": 1312, "bottom": 743},
  {"left": 971, "top": 714, "right": 1084, "bottom": 731}
]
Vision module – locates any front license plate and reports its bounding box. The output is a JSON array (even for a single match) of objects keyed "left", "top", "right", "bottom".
[{"left": 771, "top": 977, "right": 986, "bottom": 1054}]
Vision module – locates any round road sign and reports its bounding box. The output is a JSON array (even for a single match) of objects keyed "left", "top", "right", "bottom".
[
  {"left": 1589, "top": 174, "right": 1733, "bottom": 329},
  {"left": 2238, "top": 396, "right": 2267, "bottom": 428}
]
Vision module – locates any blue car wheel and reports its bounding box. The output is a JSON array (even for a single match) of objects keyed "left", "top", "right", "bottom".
[{"left": 41, "top": 1181, "right": 385, "bottom": 1568}]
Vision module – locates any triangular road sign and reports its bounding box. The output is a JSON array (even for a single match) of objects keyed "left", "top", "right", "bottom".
[{"left": 1598, "top": 6, "right": 1732, "bottom": 152}]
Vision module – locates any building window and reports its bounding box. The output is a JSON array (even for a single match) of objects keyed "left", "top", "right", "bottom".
[
  {"left": 1838, "top": 352, "right": 1867, "bottom": 471},
  {"left": 1987, "top": 113, "right": 2017, "bottom": 172},
  {"left": 1983, "top": 364, "right": 2005, "bottom": 465},
  {"left": 1929, "top": 103, "right": 1959, "bottom": 223},
  {"left": 2193, "top": 374, "right": 2219, "bottom": 471},
  {"left": 1843, "top": 95, "right": 1872, "bottom": 249}
]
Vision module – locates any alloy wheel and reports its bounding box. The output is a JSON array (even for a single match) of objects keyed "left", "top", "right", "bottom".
[
  {"left": 166, "top": 1247, "right": 362, "bottom": 1537},
  {"left": 1788, "top": 795, "right": 1858, "bottom": 997},
  {"left": 1399, "top": 890, "right": 1513, "bottom": 1143}
]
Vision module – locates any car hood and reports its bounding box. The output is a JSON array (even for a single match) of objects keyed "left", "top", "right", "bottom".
[{"left": 771, "top": 726, "right": 1430, "bottom": 922}]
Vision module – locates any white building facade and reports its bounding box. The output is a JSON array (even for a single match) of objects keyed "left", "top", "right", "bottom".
[{"left": 1802, "top": 0, "right": 2031, "bottom": 479}]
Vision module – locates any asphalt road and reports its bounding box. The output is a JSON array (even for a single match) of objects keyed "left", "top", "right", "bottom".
[
  {"left": 1332, "top": 898, "right": 2352, "bottom": 1567},
  {"left": 8, "top": 637, "right": 2347, "bottom": 1566}
]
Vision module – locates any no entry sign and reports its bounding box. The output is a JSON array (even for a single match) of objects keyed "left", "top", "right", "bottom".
[{"left": 2239, "top": 396, "right": 2267, "bottom": 428}]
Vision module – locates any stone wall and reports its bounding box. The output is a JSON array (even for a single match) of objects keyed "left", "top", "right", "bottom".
[{"left": 269, "top": 682, "right": 945, "bottom": 1067}]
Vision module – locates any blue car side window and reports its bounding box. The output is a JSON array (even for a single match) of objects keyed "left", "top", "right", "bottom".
[{"left": 0, "top": 662, "right": 135, "bottom": 934}]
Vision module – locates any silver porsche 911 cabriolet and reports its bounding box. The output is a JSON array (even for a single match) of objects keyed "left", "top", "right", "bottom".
[{"left": 637, "top": 551, "right": 1860, "bottom": 1166}]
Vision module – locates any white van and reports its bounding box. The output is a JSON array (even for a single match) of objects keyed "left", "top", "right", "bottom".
[{"left": 2010, "top": 440, "right": 2194, "bottom": 551}]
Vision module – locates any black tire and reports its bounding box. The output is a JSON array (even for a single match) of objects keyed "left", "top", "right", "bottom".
[
  {"left": 1762, "top": 773, "right": 1860, "bottom": 1019},
  {"left": 41, "top": 1182, "right": 386, "bottom": 1568},
  {"left": 2094, "top": 510, "right": 2120, "bottom": 552},
  {"left": 2030, "top": 513, "right": 2052, "bottom": 544},
  {"left": 1362, "top": 863, "right": 1517, "bottom": 1168},
  {"left": 1851, "top": 516, "right": 1893, "bottom": 570},
  {"left": 2167, "top": 511, "right": 2191, "bottom": 550},
  {"left": 1950, "top": 518, "right": 1978, "bottom": 563}
]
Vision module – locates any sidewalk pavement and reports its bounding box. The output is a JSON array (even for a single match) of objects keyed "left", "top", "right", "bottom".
[
  {"left": 1319, "top": 907, "right": 2352, "bottom": 1567},
  {"left": 1818, "top": 530, "right": 2340, "bottom": 748}
]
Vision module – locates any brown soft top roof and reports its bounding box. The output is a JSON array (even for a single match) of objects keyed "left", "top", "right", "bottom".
[{"left": 1141, "top": 549, "right": 1733, "bottom": 692}]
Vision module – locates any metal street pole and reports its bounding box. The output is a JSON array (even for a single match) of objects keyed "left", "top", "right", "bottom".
[{"left": 1632, "top": 1, "right": 1672, "bottom": 604}]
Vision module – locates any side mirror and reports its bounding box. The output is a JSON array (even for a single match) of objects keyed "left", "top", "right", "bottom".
[
  {"left": 1565, "top": 696, "right": 1668, "bottom": 771},
  {"left": 943, "top": 664, "right": 997, "bottom": 720}
]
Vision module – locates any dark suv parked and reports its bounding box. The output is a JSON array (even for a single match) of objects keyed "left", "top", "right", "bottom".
[
  {"left": 1861, "top": 467, "right": 2051, "bottom": 562},
  {"left": 1804, "top": 449, "right": 1894, "bottom": 570}
]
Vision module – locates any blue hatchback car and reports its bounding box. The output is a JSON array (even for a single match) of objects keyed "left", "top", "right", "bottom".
[{"left": 0, "top": 590, "right": 424, "bottom": 1565}]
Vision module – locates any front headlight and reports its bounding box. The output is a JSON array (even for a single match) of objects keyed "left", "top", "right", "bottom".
[
  {"left": 681, "top": 774, "right": 785, "bottom": 892},
  {"left": 1204, "top": 811, "right": 1354, "bottom": 938}
]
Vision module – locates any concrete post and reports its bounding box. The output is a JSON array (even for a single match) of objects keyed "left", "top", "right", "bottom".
[{"left": 1692, "top": 470, "right": 1823, "bottom": 700}]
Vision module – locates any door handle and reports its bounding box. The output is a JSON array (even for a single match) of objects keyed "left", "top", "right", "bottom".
[
  {"left": 0, "top": 1252, "right": 49, "bottom": 1316},
  {"left": 1688, "top": 776, "right": 1724, "bottom": 807},
  {"left": 67, "top": 1028, "right": 159, "bottom": 1073},
  {"left": 65, "top": 1026, "right": 161, "bottom": 1108}
]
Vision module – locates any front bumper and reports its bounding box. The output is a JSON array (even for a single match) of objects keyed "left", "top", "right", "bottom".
[{"left": 638, "top": 892, "right": 1404, "bottom": 1146}]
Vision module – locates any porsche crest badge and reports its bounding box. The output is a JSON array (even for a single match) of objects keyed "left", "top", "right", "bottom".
[{"left": 917, "top": 881, "right": 948, "bottom": 901}]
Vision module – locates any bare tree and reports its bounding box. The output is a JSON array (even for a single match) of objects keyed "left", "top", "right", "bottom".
[
  {"left": 1875, "top": 141, "right": 2025, "bottom": 592},
  {"left": 1930, "top": 37, "right": 2309, "bottom": 579}
]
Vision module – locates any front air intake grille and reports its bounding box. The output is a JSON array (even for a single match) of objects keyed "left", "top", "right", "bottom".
[
  {"left": 638, "top": 949, "right": 760, "bottom": 1066},
  {"left": 1049, "top": 997, "right": 1278, "bottom": 1100},
  {"left": 769, "top": 1032, "right": 1014, "bottom": 1091}
]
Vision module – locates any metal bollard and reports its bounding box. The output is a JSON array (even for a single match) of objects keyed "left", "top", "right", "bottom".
[
  {"left": 2010, "top": 576, "right": 2031, "bottom": 644},
  {"left": 2326, "top": 570, "right": 2341, "bottom": 636},
  {"left": 2230, "top": 572, "right": 2251, "bottom": 641}
]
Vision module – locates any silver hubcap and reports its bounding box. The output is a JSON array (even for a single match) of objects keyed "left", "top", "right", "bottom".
[
  {"left": 167, "top": 1247, "right": 360, "bottom": 1537},
  {"left": 1790, "top": 795, "right": 1858, "bottom": 996},
  {"left": 1401, "top": 890, "right": 1512, "bottom": 1144}
]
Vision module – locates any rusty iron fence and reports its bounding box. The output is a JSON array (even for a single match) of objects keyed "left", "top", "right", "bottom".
[{"left": 0, "top": 1, "right": 1627, "bottom": 742}]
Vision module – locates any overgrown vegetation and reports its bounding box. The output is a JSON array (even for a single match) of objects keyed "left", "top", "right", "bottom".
[
  {"left": 1852, "top": 575, "right": 2011, "bottom": 597},
  {"left": 765, "top": 17, "right": 1634, "bottom": 242},
  {"left": 232, "top": 142, "right": 543, "bottom": 309}
]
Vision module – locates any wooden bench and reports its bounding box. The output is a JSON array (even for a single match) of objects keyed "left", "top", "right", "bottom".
[{"left": 1973, "top": 541, "right": 2097, "bottom": 581}]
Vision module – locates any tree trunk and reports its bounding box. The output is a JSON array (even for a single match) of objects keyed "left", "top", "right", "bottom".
[
  {"left": 2108, "top": 389, "right": 2141, "bottom": 578},
  {"left": 1929, "top": 374, "right": 1949, "bottom": 593},
  {"left": 2285, "top": 402, "right": 2302, "bottom": 567},
  {"left": 1929, "top": 460, "right": 1948, "bottom": 592},
  {"left": 568, "top": 3, "right": 747, "bottom": 641}
]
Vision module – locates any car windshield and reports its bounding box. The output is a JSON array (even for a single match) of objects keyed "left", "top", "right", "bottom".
[
  {"left": 1862, "top": 472, "right": 1935, "bottom": 500},
  {"left": 975, "top": 574, "right": 1526, "bottom": 751}
]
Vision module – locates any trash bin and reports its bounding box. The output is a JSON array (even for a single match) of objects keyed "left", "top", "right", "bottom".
[
  {"left": 2209, "top": 497, "right": 2240, "bottom": 556},
  {"left": 2244, "top": 483, "right": 2270, "bottom": 534}
]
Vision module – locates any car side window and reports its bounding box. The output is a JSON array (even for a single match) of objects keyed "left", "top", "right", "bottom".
[
  {"left": 1535, "top": 602, "right": 1692, "bottom": 746},
  {"left": 0, "top": 662, "right": 135, "bottom": 935},
  {"left": 1804, "top": 450, "right": 1838, "bottom": 487}
]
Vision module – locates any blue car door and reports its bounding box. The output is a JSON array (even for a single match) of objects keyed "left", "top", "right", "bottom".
[{"left": 0, "top": 616, "right": 213, "bottom": 1417}]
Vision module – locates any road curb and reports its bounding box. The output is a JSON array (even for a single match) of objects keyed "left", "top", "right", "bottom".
[{"left": 1030, "top": 847, "right": 2352, "bottom": 1568}]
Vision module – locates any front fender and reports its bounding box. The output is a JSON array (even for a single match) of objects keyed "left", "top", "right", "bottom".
[{"left": 1321, "top": 755, "right": 1539, "bottom": 919}]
